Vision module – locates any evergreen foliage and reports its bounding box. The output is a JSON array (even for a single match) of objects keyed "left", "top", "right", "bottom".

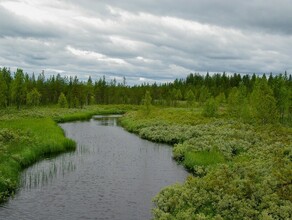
[
  {"left": 0, "top": 71, "right": 8, "bottom": 108},
  {"left": 250, "top": 78, "right": 279, "bottom": 123},
  {"left": 143, "top": 90, "right": 152, "bottom": 114},
  {"left": 11, "top": 69, "right": 26, "bottom": 110},
  {"left": 1, "top": 67, "right": 291, "bottom": 123},
  {"left": 58, "top": 92, "right": 68, "bottom": 108},
  {"left": 185, "top": 89, "right": 195, "bottom": 107},
  {"left": 202, "top": 97, "right": 218, "bottom": 117}
]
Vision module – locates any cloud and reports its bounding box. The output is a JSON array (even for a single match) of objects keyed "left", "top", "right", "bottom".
[{"left": 0, "top": 0, "right": 291, "bottom": 84}]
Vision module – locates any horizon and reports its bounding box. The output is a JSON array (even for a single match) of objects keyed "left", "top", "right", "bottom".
[{"left": 1, "top": 66, "right": 291, "bottom": 86}]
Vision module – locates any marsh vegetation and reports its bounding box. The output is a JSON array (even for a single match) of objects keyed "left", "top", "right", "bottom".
[
  {"left": 0, "top": 116, "right": 187, "bottom": 220},
  {"left": 0, "top": 67, "right": 291, "bottom": 219},
  {"left": 120, "top": 108, "right": 292, "bottom": 219}
]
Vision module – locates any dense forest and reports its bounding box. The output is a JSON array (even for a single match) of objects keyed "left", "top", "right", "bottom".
[{"left": 0, "top": 67, "right": 291, "bottom": 124}]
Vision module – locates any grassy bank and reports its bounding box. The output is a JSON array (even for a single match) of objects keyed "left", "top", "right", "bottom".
[
  {"left": 120, "top": 107, "right": 292, "bottom": 219},
  {"left": 0, "top": 119, "right": 76, "bottom": 202},
  {"left": 0, "top": 104, "right": 135, "bottom": 203}
]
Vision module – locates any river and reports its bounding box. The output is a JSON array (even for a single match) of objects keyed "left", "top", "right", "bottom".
[{"left": 0, "top": 116, "right": 188, "bottom": 220}]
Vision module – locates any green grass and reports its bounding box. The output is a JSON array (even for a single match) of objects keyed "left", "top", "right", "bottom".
[
  {"left": 183, "top": 150, "right": 225, "bottom": 170},
  {"left": 0, "top": 118, "right": 76, "bottom": 202}
]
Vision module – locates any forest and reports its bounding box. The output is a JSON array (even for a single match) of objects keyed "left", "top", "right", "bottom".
[
  {"left": 0, "top": 67, "right": 292, "bottom": 219},
  {"left": 0, "top": 67, "right": 292, "bottom": 124}
]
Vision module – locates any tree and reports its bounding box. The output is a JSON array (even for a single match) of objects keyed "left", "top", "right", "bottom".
[
  {"left": 0, "top": 67, "right": 12, "bottom": 107},
  {"left": 0, "top": 70, "right": 8, "bottom": 107},
  {"left": 250, "top": 78, "right": 278, "bottom": 123},
  {"left": 175, "top": 89, "right": 183, "bottom": 100},
  {"left": 215, "top": 92, "right": 226, "bottom": 105},
  {"left": 198, "top": 86, "right": 210, "bottom": 105},
  {"left": 86, "top": 76, "right": 94, "bottom": 105},
  {"left": 170, "top": 88, "right": 183, "bottom": 106},
  {"left": 185, "top": 89, "right": 195, "bottom": 107},
  {"left": 144, "top": 90, "right": 152, "bottom": 114},
  {"left": 26, "top": 88, "right": 41, "bottom": 106},
  {"left": 226, "top": 84, "right": 252, "bottom": 121},
  {"left": 11, "top": 69, "right": 26, "bottom": 110},
  {"left": 271, "top": 76, "right": 289, "bottom": 122},
  {"left": 36, "top": 71, "right": 46, "bottom": 104},
  {"left": 202, "top": 97, "right": 218, "bottom": 117},
  {"left": 58, "top": 92, "right": 68, "bottom": 108}
]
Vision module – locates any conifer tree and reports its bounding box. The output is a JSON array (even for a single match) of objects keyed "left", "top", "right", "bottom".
[
  {"left": 185, "top": 89, "right": 195, "bottom": 107},
  {"left": 202, "top": 97, "right": 218, "bottom": 117},
  {"left": 11, "top": 69, "right": 26, "bottom": 110},
  {"left": 58, "top": 92, "right": 68, "bottom": 108},
  {"left": 144, "top": 90, "right": 152, "bottom": 115},
  {"left": 250, "top": 78, "right": 278, "bottom": 123},
  {"left": 0, "top": 70, "right": 8, "bottom": 108}
]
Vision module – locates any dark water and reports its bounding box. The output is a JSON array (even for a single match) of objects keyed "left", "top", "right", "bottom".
[{"left": 0, "top": 116, "right": 187, "bottom": 220}]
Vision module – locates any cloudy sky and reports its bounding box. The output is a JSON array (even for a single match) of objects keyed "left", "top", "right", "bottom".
[{"left": 0, "top": 0, "right": 291, "bottom": 84}]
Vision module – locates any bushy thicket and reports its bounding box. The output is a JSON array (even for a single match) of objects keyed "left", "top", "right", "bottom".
[{"left": 120, "top": 108, "right": 292, "bottom": 219}]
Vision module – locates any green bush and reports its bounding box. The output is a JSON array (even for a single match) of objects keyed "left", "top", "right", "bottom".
[{"left": 120, "top": 107, "right": 292, "bottom": 219}]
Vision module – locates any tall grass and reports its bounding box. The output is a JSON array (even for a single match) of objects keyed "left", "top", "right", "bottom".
[
  {"left": 0, "top": 118, "right": 76, "bottom": 202},
  {"left": 183, "top": 150, "right": 225, "bottom": 171}
]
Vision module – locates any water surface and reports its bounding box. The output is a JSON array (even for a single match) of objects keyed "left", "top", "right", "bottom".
[{"left": 0, "top": 116, "right": 187, "bottom": 220}]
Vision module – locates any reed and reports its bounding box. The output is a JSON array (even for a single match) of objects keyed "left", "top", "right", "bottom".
[
  {"left": 0, "top": 118, "right": 76, "bottom": 202},
  {"left": 0, "top": 104, "right": 136, "bottom": 203}
]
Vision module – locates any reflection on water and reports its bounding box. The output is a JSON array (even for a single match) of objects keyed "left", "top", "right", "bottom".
[
  {"left": 0, "top": 115, "right": 187, "bottom": 220},
  {"left": 93, "top": 115, "right": 122, "bottom": 126}
]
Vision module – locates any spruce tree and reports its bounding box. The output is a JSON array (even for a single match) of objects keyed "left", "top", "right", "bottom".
[
  {"left": 185, "top": 89, "right": 195, "bottom": 107},
  {"left": 250, "top": 78, "right": 278, "bottom": 123},
  {"left": 11, "top": 69, "right": 26, "bottom": 110},
  {"left": 0, "top": 71, "right": 8, "bottom": 108},
  {"left": 58, "top": 92, "right": 68, "bottom": 108},
  {"left": 144, "top": 90, "right": 152, "bottom": 115}
]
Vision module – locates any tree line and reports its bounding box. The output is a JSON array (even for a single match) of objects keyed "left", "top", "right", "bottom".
[{"left": 0, "top": 67, "right": 291, "bottom": 123}]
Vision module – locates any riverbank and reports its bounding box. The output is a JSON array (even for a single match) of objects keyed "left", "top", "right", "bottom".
[
  {"left": 119, "top": 107, "right": 292, "bottom": 219},
  {"left": 0, "top": 105, "right": 135, "bottom": 203}
]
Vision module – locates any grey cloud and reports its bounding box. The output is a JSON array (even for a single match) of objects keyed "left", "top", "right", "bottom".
[
  {"left": 70, "top": 0, "right": 292, "bottom": 35},
  {"left": 0, "top": 0, "right": 291, "bottom": 84},
  {"left": 0, "top": 6, "right": 62, "bottom": 39}
]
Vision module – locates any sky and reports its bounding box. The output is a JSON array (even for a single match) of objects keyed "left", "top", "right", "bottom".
[{"left": 0, "top": 0, "right": 291, "bottom": 84}]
